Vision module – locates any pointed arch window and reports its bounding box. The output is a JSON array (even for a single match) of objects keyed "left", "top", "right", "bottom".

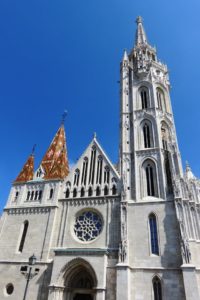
[
  {"left": 96, "top": 186, "right": 101, "bottom": 196},
  {"left": 81, "top": 157, "right": 88, "bottom": 186},
  {"left": 149, "top": 214, "right": 159, "bottom": 255},
  {"left": 49, "top": 188, "right": 54, "bottom": 199},
  {"left": 26, "top": 191, "right": 30, "bottom": 201},
  {"left": 139, "top": 87, "right": 149, "bottom": 109},
  {"left": 143, "top": 160, "right": 158, "bottom": 197},
  {"left": 157, "top": 88, "right": 166, "bottom": 112},
  {"left": 88, "top": 187, "right": 93, "bottom": 197},
  {"left": 80, "top": 187, "right": 85, "bottom": 197},
  {"left": 89, "top": 146, "right": 96, "bottom": 185},
  {"left": 153, "top": 276, "right": 162, "bottom": 300},
  {"left": 30, "top": 191, "right": 34, "bottom": 201},
  {"left": 73, "top": 188, "right": 77, "bottom": 198},
  {"left": 112, "top": 185, "right": 117, "bottom": 195},
  {"left": 191, "top": 207, "right": 198, "bottom": 239},
  {"left": 104, "top": 166, "right": 110, "bottom": 184},
  {"left": 18, "top": 221, "right": 29, "bottom": 252},
  {"left": 65, "top": 188, "right": 70, "bottom": 198},
  {"left": 74, "top": 169, "right": 80, "bottom": 186},
  {"left": 143, "top": 122, "right": 153, "bottom": 148},
  {"left": 96, "top": 155, "right": 103, "bottom": 184},
  {"left": 104, "top": 185, "right": 109, "bottom": 196},
  {"left": 34, "top": 191, "right": 38, "bottom": 201},
  {"left": 38, "top": 190, "right": 42, "bottom": 200}
]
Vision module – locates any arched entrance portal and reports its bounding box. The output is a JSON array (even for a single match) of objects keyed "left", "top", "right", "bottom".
[{"left": 63, "top": 259, "right": 97, "bottom": 300}]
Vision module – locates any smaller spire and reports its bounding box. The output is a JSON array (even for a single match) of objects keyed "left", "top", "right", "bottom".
[
  {"left": 14, "top": 152, "right": 34, "bottom": 183},
  {"left": 185, "top": 161, "right": 195, "bottom": 180},
  {"left": 122, "top": 49, "right": 128, "bottom": 61},
  {"left": 93, "top": 132, "right": 97, "bottom": 139},
  {"left": 135, "top": 16, "right": 148, "bottom": 46},
  {"left": 40, "top": 124, "right": 69, "bottom": 180}
]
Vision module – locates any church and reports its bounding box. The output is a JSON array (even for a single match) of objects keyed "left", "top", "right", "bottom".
[{"left": 0, "top": 16, "right": 200, "bottom": 300}]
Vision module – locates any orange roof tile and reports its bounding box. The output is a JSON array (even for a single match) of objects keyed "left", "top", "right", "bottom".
[
  {"left": 14, "top": 154, "right": 34, "bottom": 183},
  {"left": 41, "top": 125, "right": 69, "bottom": 180}
]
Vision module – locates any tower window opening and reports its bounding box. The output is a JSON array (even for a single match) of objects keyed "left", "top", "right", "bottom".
[
  {"left": 146, "top": 164, "right": 155, "bottom": 196},
  {"left": 14, "top": 191, "right": 19, "bottom": 201},
  {"left": 26, "top": 191, "right": 30, "bottom": 201},
  {"left": 152, "top": 276, "right": 162, "bottom": 300},
  {"left": 143, "top": 123, "right": 151, "bottom": 148},
  {"left": 157, "top": 88, "right": 166, "bottom": 112},
  {"left": 18, "top": 221, "right": 29, "bottom": 253},
  {"left": 143, "top": 160, "right": 158, "bottom": 197},
  {"left": 38, "top": 190, "right": 42, "bottom": 201},
  {"left": 139, "top": 87, "right": 149, "bottom": 109},
  {"left": 149, "top": 214, "right": 159, "bottom": 255},
  {"left": 49, "top": 188, "right": 54, "bottom": 199},
  {"left": 30, "top": 191, "right": 34, "bottom": 201},
  {"left": 164, "top": 152, "right": 173, "bottom": 194},
  {"left": 34, "top": 191, "right": 38, "bottom": 201}
]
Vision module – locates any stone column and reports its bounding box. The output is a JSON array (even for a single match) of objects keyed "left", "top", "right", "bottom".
[
  {"left": 48, "top": 285, "right": 65, "bottom": 300},
  {"left": 116, "top": 264, "right": 130, "bottom": 300},
  {"left": 181, "top": 264, "right": 200, "bottom": 300},
  {"left": 95, "top": 288, "right": 106, "bottom": 300}
]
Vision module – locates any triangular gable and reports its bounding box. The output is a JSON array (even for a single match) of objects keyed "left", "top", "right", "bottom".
[{"left": 64, "top": 137, "right": 120, "bottom": 198}]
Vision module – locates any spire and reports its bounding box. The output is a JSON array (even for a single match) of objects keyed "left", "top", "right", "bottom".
[
  {"left": 122, "top": 49, "right": 128, "bottom": 61},
  {"left": 40, "top": 125, "right": 69, "bottom": 180},
  {"left": 14, "top": 153, "right": 34, "bottom": 183},
  {"left": 185, "top": 161, "right": 195, "bottom": 180},
  {"left": 135, "top": 16, "right": 148, "bottom": 46}
]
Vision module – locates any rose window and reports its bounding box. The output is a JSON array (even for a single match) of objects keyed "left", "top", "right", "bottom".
[{"left": 74, "top": 211, "right": 102, "bottom": 242}]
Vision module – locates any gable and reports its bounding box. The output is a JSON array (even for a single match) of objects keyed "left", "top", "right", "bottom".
[{"left": 63, "top": 137, "right": 120, "bottom": 198}]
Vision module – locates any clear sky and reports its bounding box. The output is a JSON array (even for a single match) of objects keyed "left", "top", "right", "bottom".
[{"left": 0, "top": 0, "right": 200, "bottom": 212}]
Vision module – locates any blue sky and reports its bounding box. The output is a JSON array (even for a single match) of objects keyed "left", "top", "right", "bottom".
[{"left": 0, "top": 0, "right": 200, "bottom": 212}]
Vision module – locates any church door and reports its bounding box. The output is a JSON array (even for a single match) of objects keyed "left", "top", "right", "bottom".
[{"left": 73, "top": 294, "right": 93, "bottom": 300}]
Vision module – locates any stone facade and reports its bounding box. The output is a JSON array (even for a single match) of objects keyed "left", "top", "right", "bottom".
[{"left": 0, "top": 16, "right": 200, "bottom": 300}]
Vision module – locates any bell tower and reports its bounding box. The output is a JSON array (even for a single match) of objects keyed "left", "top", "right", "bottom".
[{"left": 120, "top": 16, "right": 183, "bottom": 202}]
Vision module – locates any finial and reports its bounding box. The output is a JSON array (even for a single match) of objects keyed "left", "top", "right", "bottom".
[
  {"left": 186, "top": 160, "right": 189, "bottom": 168},
  {"left": 123, "top": 49, "right": 128, "bottom": 61},
  {"left": 31, "top": 144, "right": 36, "bottom": 155},
  {"left": 136, "top": 16, "right": 143, "bottom": 24},
  {"left": 61, "top": 110, "right": 68, "bottom": 124},
  {"left": 93, "top": 132, "right": 97, "bottom": 139}
]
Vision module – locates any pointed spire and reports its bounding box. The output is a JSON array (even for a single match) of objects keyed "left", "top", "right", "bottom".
[
  {"left": 122, "top": 49, "right": 128, "bottom": 61},
  {"left": 40, "top": 125, "right": 69, "bottom": 180},
  {"left": 135, "top": 16, "right": 148, "bottom": 46},
  {"left": 14, "top": 153, "right": 34, "bottom": 183},
  {"left": 185, "top": 161, "right": 195, "bottom": 180}
]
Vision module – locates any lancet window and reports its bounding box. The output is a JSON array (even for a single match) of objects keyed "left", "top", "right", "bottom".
[
  {"left": 139, "top": 87, "right": 149, "bottom": 109},
  {"left": 149, "top": 214, "right": 159, "bottom": 255},
  {"left": 152, "top": 276, "right": 162, "bottom": 300},
  {"left": 142, "top": 120, "right": 153, "bottom": 148},
  {"left": 80, "top": 187, "right": 85, "bottom": 197},
  {"left": 96, "top": 186, "right": 101, "bottom": 196},
  {"left": 157, "top": 88, "right": 166, "bottom": 112},
  {"left": 74, "top": 169, "right": 80, "bottom": 186},
  {"left": 143, "top": 160, "right": 158, "bottom": 197},
  {"left": 18, "top": 221, "right": 29, "bottom": 253},
  {"left": 89, "top": 147, "right": 96, "bottom": 185},
  {"left": 96, "top": 155, "right": 103, "bottom": 184},
  {"left": 81, "top": 157, "right": 88, "bottom": 186},
  {"left": 104, "top": 166, "right": 110, "bottom": 184}
]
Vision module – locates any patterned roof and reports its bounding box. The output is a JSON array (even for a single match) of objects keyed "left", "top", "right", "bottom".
[
  {"left": 14, "top": 154, "right": 34, "bottom": 183},
  {"left": 41, "top": 125, "right": 69, "bottom": 179}
]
